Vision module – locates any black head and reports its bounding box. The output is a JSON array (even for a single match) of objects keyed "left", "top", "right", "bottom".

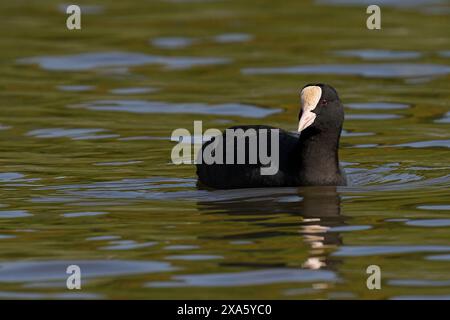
[{"left": 297, "top": 83, "right": 344, "bottom": 134}]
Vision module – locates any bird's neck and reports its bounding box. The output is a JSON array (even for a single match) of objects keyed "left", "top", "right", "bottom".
[{"left": 297, "top": 128, "right": 342, "bottom": 185}]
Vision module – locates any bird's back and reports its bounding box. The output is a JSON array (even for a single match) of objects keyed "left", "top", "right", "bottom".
[{"left": 196, "top": 125, "right": 301, "bottom": 189}]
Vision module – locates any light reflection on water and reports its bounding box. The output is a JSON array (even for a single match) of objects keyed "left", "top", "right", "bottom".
[
  {"left": 19, "top": 51, "right": 231, "bottom": 71},
  {"left": 242, "top": 63, "right": 450, "bottom": 79},
  {"left": 76, "top": 100, "right": 281, "bottom": 118},
  {"left": 335, "top": 49, "right": 422, "bottom": 61}
]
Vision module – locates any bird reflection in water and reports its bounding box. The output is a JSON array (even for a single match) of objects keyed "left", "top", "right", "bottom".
[{"left": 196, "top": 186, "right": 344, "bottom": 271}]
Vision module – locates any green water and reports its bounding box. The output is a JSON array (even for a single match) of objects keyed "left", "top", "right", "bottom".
[{"left": 0, "top": 0, "right": 449, "bottom": 299}]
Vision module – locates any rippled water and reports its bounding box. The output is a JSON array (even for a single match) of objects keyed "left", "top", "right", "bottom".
[{"left": 0, "top": 0, "right": 449, "bottom": 299}]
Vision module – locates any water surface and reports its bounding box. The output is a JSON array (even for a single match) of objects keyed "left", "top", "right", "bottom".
[{"left": 0, "top": 0, "right": 449, "bottom": 300}]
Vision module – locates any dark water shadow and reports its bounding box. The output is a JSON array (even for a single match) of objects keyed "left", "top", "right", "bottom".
[{"left": 196, "top": 186, "right": 345, "bottom": 270}]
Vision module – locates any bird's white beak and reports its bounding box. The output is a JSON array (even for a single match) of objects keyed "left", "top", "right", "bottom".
[
  {"left": 298, "top": 110, "right": 317, "bottom": 132},
  {"left": 298, "top": 86, "right": 322, "bottom": 132}
]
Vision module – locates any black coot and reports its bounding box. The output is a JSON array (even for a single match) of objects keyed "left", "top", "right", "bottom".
[{"left": 196, "top": 83, "right": 346, "bottom": 189}]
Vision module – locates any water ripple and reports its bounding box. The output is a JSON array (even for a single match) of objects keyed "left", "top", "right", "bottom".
[
  {"left": 166, "top": 254, "right": 223, "bottom": 261},
  {"left": 335, "top": 49, "right": 421, "bottom": 60},
  {"left": 333, "top": 245, "right": 450, "bottom": 257},
  {"left": 0, "top": 210, "right": 32, "bottom": 218},
  {"left": 19, "top": 51, "right": 230, "bottom": 71},
  {"left": 146, "top": 268, "right": 337, "bottom": 288},
  {"left": 242, "top": 63, "right": 450, "bottom": 79},
  {"left": 100, "top": 240, "right": 157, "bottom": 250},
  {"left": 151, "top": 37, "right": 197, "bottom": 49},
  {"left": 0, "top": 260, "right": 176, "bottom": 283},
  {"left": 26, "top": 128, "right": 119, "bottom": 140},
  {"left": 395, "top": 140, "right": 450, "bottom": 148},
  {"left": 61, "top": 211, "right": 108, "bottom": 218},
  {"left": 213, "top": 33, "right": 253, "bottom": 43},
  {"left": 77, "top": 100, "right": 281, "bottom": 118},
  {"left": 405, "top": 219, "right": 450, "bottom": 227},
  {"left": 346, "top": 102, "right": 409, "bottom": 110}
]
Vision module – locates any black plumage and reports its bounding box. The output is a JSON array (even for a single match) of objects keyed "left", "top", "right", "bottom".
[{"left": 196, "top": 83, "right": 346, "bottom": 189}]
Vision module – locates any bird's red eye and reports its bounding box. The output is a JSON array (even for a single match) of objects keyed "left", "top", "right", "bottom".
[{"left": 321, "top": 99, "right": 328, "bottom": 105}]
